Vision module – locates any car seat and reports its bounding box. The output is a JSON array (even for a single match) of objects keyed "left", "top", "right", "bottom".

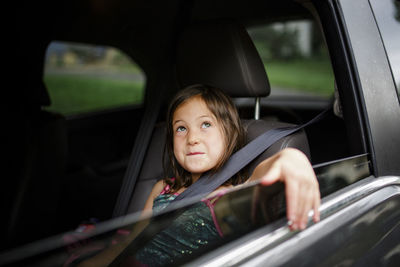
[{"left": 125, "top": 21, "right": 310, "bottom": 214}]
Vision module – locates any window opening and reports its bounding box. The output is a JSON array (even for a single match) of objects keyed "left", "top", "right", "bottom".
[
  {"left": 247, "top": 20, "right": 335, "bottom": 99},
  {"left": 44, "top": 41, "right": 145, "bottom": 116}
]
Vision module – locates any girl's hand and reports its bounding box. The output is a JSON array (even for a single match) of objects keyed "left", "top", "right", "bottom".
[{"left": 249, "top": 148, "right": 320, "bottom": 230}]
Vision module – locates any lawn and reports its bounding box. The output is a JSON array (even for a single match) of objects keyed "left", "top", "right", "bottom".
[
  {"left": 266, "top": 59, "right": 335, "bottom": 96},
  {"left": 43, "top": 59, "right": 334, "bottom": 116},
  {"left": 44, "top": 74, "right": 144, "bottom": 115}
]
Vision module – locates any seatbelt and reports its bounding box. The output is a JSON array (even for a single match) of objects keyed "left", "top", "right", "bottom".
[{"left": 171, "top": 107, "right": 331, "bottom": 203}]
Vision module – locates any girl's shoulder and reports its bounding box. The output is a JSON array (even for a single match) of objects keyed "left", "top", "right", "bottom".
[
  {"left": 152, "top": 178, "right": 178, "bottom": 196},
  {"left": 143, "top": 179, "right": 167, "bottom": 212},
  {"left": 152, "top": 180, "right": 166, "bottom": 196}
]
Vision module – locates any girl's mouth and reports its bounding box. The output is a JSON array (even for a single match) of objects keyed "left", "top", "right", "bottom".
[{"left": 187, "top": 152, "right": 205, "bottom": 156}]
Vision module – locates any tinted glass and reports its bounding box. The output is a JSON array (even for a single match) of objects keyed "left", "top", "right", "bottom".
[
  {"left": 1, "top": 154, "right": 370, "bottom": 266},
  {"left": 44, "top": 42, "right": 145, "bottom": 116},
  {"left": 369, "top": 0, "right": 400, "bottom": 101},
  {"left": 0, "top": 182, "right": 285, "bottom": 267}
]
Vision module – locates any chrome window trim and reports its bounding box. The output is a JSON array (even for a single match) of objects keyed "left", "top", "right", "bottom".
[{"left": 185, "top": 176, "right": 400, "bottom": 266}]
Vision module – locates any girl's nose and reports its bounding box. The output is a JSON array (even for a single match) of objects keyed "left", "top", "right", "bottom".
[{"left": 187, "top": 130, "right": 200, "bottom": 145}]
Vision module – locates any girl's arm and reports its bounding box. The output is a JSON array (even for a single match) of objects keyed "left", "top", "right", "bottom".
[{"left": 247, "top": 148, "right": 320, "bottom": 230}]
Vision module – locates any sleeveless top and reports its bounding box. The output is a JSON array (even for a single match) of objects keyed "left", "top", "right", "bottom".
[{"left": 134, "top": 183, "right": 224, "bottom": 267}]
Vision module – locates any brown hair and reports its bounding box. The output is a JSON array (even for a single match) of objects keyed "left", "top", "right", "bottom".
[{"left": 163, "top": 84, "right": 246, "bottom": 192}]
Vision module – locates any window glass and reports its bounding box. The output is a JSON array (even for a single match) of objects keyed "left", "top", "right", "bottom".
[
  {"left": 2, "top": 154, "right": 370, "bottom": 266},
  {"left": 369, "top": 0, "right": 400, "bottom": 102},
  {"left": 247, "top": 20, "right": 335, "bottom": 98},
  {"left": 44, "top": 41, "right": 145, "bottom": 116}
]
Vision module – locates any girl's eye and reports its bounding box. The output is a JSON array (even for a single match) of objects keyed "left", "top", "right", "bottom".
[
  {"left": 201, "top": 122, "right": 211, "bottom": 128},
  {"left": 176, "top": 126, "right": 186, "bottom": 132}
]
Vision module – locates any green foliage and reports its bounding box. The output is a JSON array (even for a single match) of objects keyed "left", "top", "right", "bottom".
[{"left": 44, "top": 74, "right": 144, "bottom": 115}]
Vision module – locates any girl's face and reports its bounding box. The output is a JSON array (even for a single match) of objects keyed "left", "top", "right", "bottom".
[{"left": 172, "top": 96, "right": 226, "bottom": 181}]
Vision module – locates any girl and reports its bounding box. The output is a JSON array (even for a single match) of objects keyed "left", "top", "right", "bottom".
[
  {"left": 79, "top": 84, "right": 320, "bottom": 267},
  {"left": 134, "top": 84, "right": 320, "bottom": 266}
]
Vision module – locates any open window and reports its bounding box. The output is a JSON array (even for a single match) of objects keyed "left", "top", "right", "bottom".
[{"left": 248, "top": 20, "right": 334, "bottom": 100}]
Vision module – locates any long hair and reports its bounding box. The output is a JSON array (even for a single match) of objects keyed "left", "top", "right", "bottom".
[{"left": 163, "top": 84, "right": 246, "bottom": 192}]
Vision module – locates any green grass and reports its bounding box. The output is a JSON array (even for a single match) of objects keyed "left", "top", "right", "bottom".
[
  {"left": 266, "top": 59, "right": 335, "bottom": 96},
  {"left": 44, "top": 74, "right": 144, "bottom": 115},
  {"left": 43, "top": 59, "right": 334, "bottom": 116}
]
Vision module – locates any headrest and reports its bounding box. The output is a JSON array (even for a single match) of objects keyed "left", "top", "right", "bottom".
[{"left": 176, "top": 21, "right": 270, "bottom": 98}]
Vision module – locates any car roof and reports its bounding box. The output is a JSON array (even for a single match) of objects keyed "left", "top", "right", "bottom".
[{"left": 18, "top": 0, "right": 311, "bottom": 66}]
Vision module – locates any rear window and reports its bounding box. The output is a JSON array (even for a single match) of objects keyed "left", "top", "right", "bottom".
[{"left": 44, "top": 41, "right": 145, "bottom": 116}]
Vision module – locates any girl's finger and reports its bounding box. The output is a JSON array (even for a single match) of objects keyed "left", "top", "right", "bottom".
[
  {"left": 285, "top": 179, "right": 299, "bottom": 230},
  {"left": 313, "top": 188, "right": 321, "bottom": 222},
  {"left": 297, "top": 183, "right": 314, "bottom": 229}
]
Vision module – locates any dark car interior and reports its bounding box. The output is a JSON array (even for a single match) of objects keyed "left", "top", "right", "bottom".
[{"left": 5, "top": 0, "right": 369, "bottom": 254}]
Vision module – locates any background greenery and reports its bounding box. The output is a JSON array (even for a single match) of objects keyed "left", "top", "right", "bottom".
[
  {"left": 248, "top": 22, "right": 334, "bottom": 96},
  {"left": 44, "top": 57, "right": 333, "bottom": 116}
]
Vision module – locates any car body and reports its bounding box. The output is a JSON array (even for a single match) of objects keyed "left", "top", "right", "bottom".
[{"left": 2, "top": 0, "right": 400, "bottom": 266}]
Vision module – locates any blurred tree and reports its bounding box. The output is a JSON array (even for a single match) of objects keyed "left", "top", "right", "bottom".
[
  {"left": 249, "top": 21, "right": 328, "bottom": 61},
  {"left": 68, "top": 44, "right": 106, "bottom": 64}
]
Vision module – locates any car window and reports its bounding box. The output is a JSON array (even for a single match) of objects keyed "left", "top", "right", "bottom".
[
  {"left": 43, "top": 41, "right": 145, "bottom": 116},
  {"left": 247, "top": 20, "right": 335, "bottom": 99},
  {"left": 369, "top": 0, "right": 400, "bottom": 103},
  {"left": 0, "top": 154, "right": 370, "bottom": 266}
]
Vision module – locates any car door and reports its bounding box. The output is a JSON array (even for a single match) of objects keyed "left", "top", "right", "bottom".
[{"left": 185, "top": 0, "right": 400, "bottom": 265}]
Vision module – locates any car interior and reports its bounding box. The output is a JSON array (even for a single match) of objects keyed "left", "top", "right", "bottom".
[{"left": 5, "top": 0, "right": 369, "bottom": 257}]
